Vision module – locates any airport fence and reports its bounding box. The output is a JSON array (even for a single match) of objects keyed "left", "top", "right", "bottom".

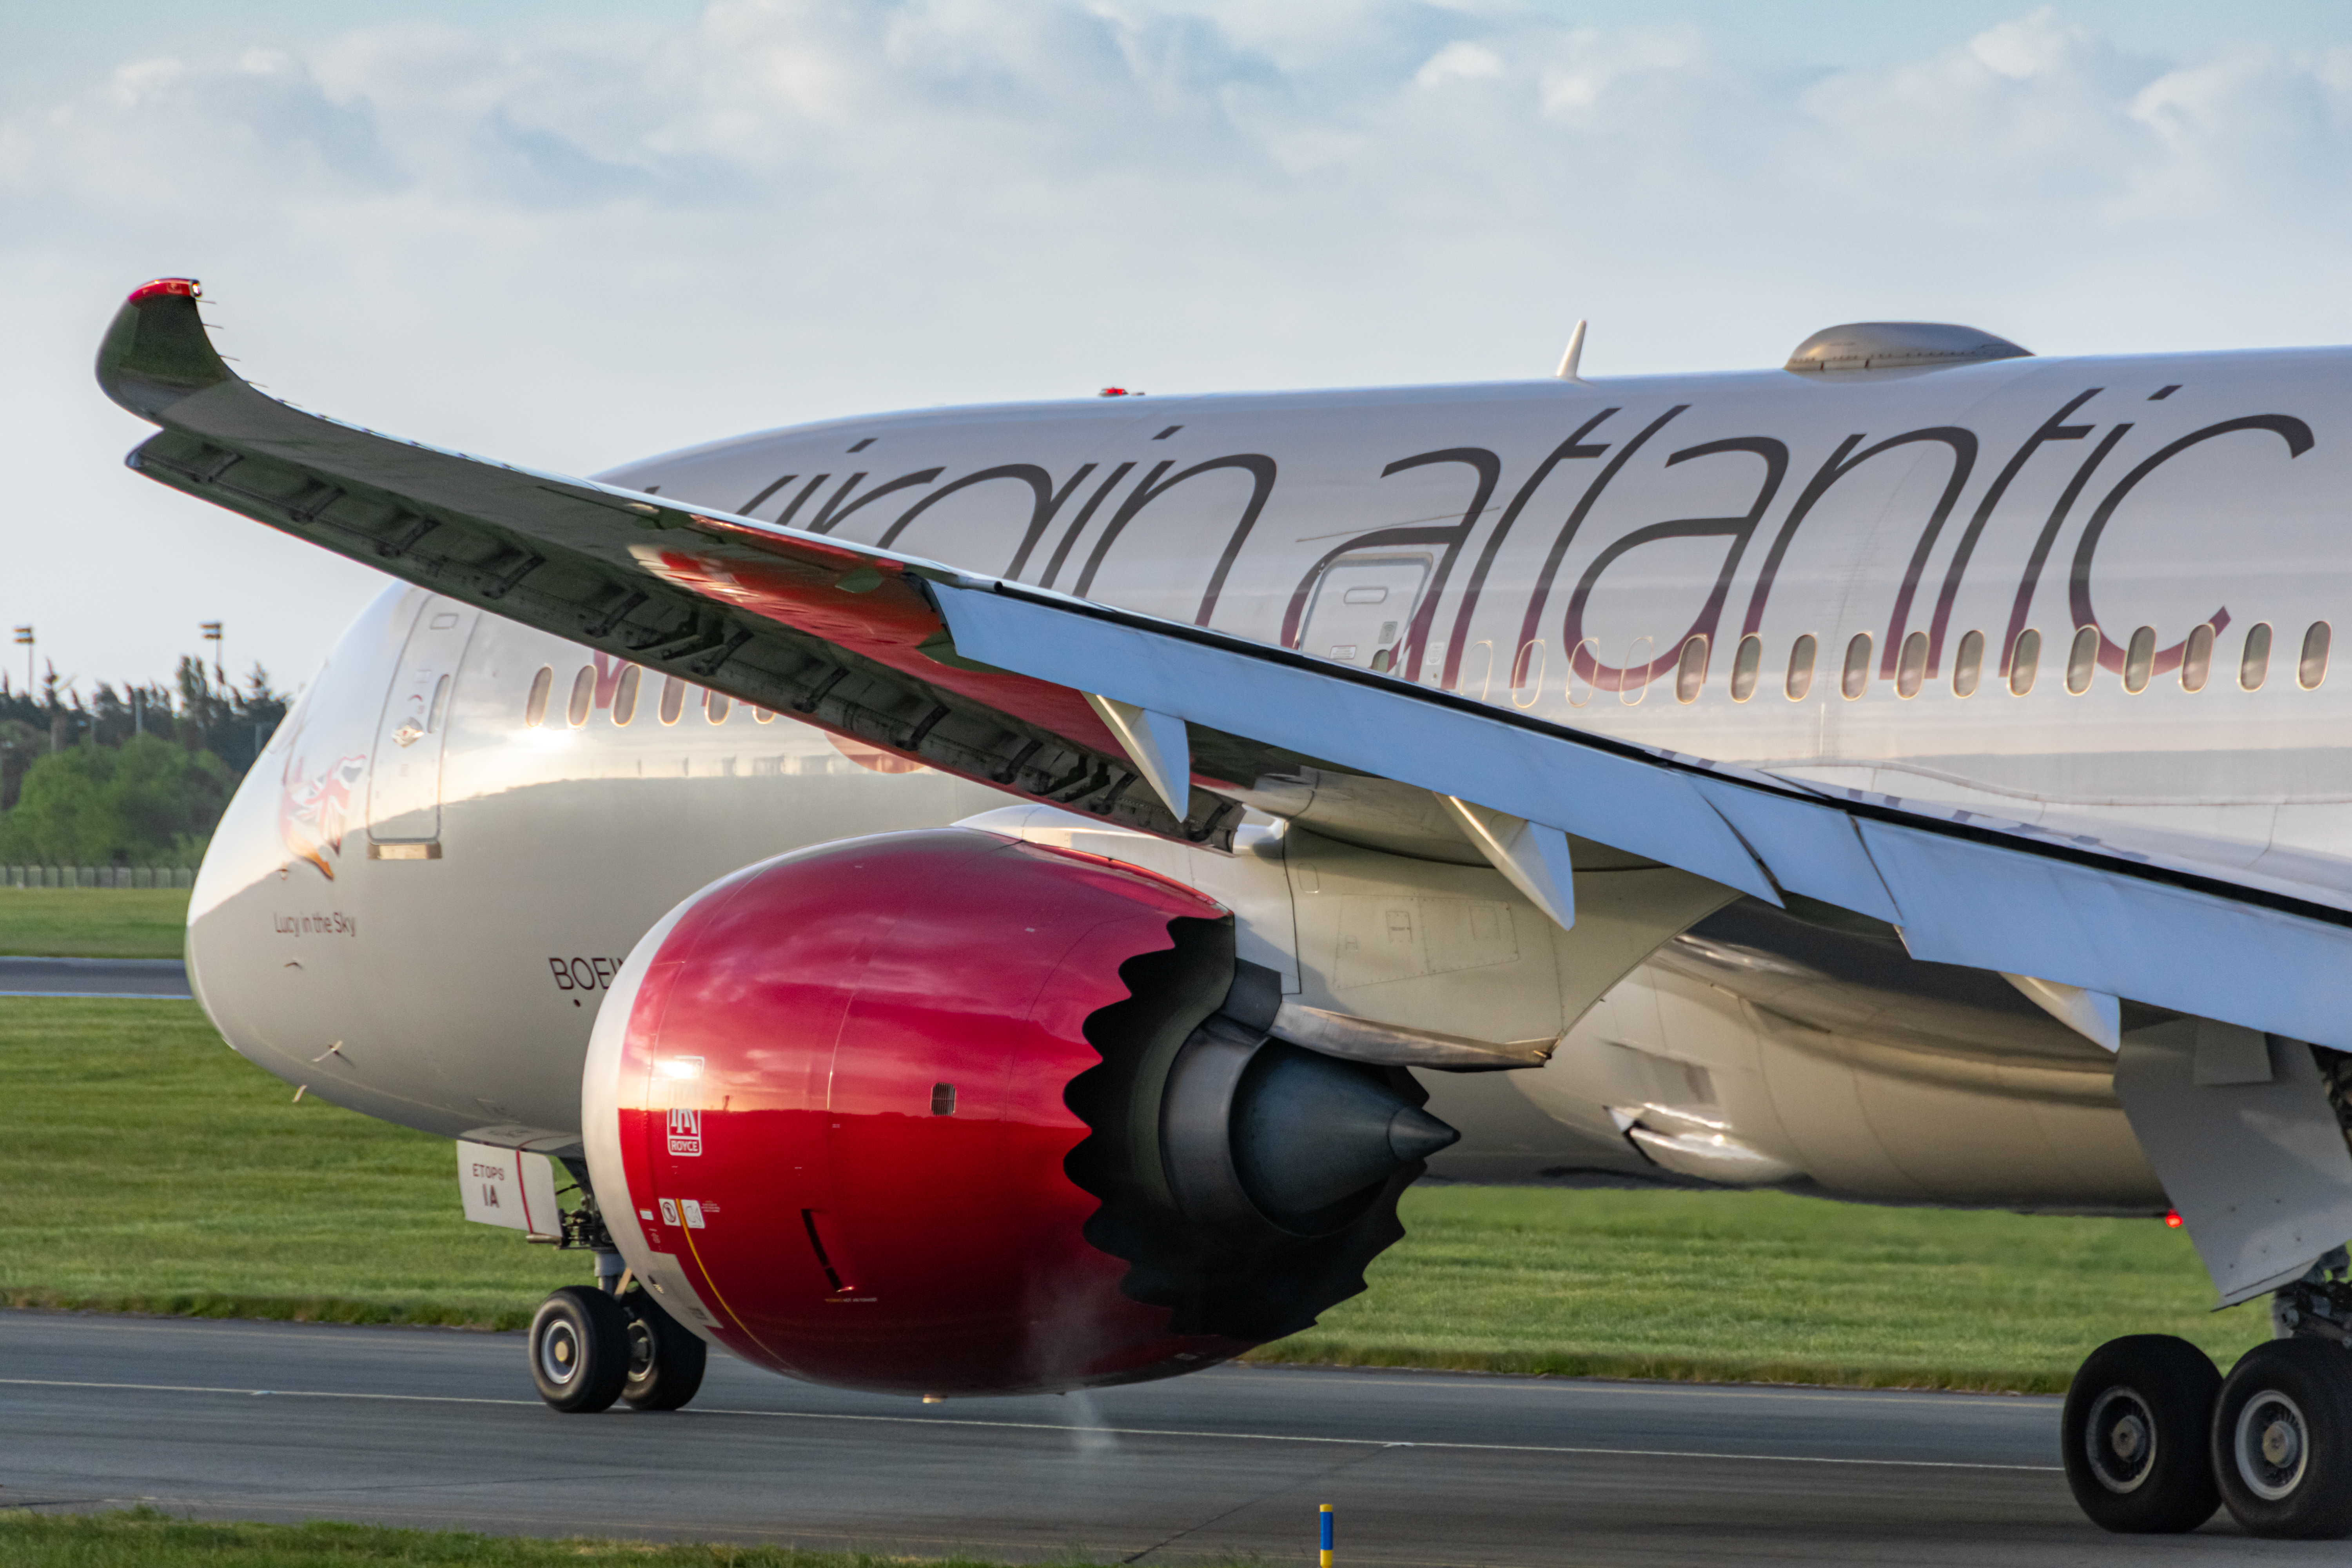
[{"left": 2, "top": 866, "right": 196, "bottom": 890}]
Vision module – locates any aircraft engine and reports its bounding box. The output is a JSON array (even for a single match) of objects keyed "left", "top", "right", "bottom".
[{"left": 581, "top": 828, "right": 1455, "bottom": 1397}]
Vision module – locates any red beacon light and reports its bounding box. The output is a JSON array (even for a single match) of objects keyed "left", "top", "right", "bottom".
[
  {"left": 2165, "top": 1209, "right": 2184, "bottom": 1228},
  {"left": 129, "top": 278, "right": 200, "bottom": 302},
  {"left": 1097, "top": 387, "right": 1144, "bottom": 398}
]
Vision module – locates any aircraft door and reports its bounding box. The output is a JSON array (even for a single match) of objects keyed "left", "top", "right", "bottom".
[
  {"left": 367, "top": 601, "right": 479, "bottom": 852},
  {"left": 1299, "top": 554, "right": 1430, "bottom": 673}
]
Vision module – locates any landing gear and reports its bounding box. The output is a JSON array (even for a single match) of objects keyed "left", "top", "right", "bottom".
[
  {"left": 529, "top": 1186, "right": 710, "bottom": 1414},
  {"left": 620, "top": 1289, "right": 708, "bottom": 1412},
  {"left": 529, "top": 1285, "right": 631, "bottom": 1413},
  {"left": 2212, "top": 1340, "right": 2352, "bottom": 1538},
  {"left": 2061, "top": 1334, "right": 2221, "bottom": 1533},
  {"left": 2067, "top": 1250, "right": 2352, "bottom": 1540}
]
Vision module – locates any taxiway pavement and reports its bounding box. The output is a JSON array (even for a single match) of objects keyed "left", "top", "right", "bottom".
[
  {"left": 0, "top": 1311, "right": 2323, "bottom": 1564},
  {"left": 0, "top": 957, "right": 190, "bottom": 998}
]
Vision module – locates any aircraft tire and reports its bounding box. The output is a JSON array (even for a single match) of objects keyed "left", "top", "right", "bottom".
[
  {"left": 621, "top": 1291, "right": 708, "bottom": 1412},
  {"left": 2062, "top": 1334, "right": 2221, "bottom": 1533},
  {"left": 529, "top": 1285, "right": 630, "bottom": 1414},
  {"left": 2214, "top": 1338, "right": 2352, "bottom": 1539}
]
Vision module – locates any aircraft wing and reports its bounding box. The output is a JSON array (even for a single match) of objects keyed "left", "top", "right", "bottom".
[{"left": 96, "top": 279, "right": 2352, "bottom": 1065}]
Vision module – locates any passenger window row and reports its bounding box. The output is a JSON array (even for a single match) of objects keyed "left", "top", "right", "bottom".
[
  {"left": 1491, "top": 619, "right": 2333, "bottom": 709},
  {"left": 521, "top": 665, "right": 777, "bottom": 728},
  {"left": 1700, "top": 620, "right": 2330, "bottom": 703}
]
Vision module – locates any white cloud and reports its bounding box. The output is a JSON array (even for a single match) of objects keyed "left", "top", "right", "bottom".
[{"left": 8, "top": 2, "right": 2352, "bottom": 691}]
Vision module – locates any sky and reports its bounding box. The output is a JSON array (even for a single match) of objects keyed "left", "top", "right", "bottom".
[{"left": 9, "top": 0, "right": 2352, "bottom": 698}]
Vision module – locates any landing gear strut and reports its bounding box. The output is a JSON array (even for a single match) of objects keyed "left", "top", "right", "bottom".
[
  {"left": 2066, "top": 1250, "right": 2352, "bottom": 1539},
  {"left": 526, "top": 1191, "right": 708, "bottom": 1414}
]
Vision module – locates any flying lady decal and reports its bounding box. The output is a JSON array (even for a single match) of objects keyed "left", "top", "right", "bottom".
[{"left": 278, "top": 751, "right": 367, "bottom": 880}]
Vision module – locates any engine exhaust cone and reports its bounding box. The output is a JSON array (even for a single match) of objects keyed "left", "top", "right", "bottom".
[
  {"left": 1232, "top": 1045, "right": 1459, "bottom": 1228},
  {"left": 1386, "top": 1105, "right": 1461, "bottom": 1164}
]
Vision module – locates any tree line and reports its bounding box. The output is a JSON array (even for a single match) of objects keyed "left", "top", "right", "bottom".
[{"left": 0, "top": 659, "right": 289, "bottom": 868}]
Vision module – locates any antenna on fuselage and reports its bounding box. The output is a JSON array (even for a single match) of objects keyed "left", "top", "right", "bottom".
[{"left": 1553, "top": 319, "right": 1588, "bottom": 382}]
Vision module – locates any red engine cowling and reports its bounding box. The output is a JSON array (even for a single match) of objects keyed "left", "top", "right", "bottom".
[{"left": 582, "top": 828, "right": 1452, "bottom": 1397}]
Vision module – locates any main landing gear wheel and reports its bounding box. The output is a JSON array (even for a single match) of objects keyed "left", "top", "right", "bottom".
[
  {"left": 621, "top": 1291, "right": 708, "bottom": 1412},
  {"left": 529, "top": 1285, "right": 630, "bottom": 1414},
  {"left": 2213, "top": 1338, "right": 2352, "bottom": 1538},
  {"left": 2062, "top": 1334, "right": 2221, "bottom": 1533}
]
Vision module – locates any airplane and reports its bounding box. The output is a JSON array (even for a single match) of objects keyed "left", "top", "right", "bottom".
[{"left": 97, "top": 277, "right": 2352, "bottom": 1540}]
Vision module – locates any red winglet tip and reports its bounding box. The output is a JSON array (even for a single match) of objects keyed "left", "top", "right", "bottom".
[{"left": 129, "top": 278, "right": 200, "bottom": 302}]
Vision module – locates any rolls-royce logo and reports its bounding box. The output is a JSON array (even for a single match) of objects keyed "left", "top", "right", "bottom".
[{"left": 667, "top": 1107, "right": 702, "bottom": 1156}]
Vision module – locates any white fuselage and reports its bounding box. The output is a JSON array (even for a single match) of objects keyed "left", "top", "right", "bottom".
[{"left": 194, "top": 348, "right": 2352, "bottom": 1212}]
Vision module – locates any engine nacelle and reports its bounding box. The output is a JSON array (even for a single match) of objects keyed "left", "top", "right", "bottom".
[{"left": 583, "top": 828, "right": 1454, "bottom": 1397}]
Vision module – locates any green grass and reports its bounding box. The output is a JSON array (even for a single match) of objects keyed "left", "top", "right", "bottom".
[
  {"left": 1254, "top": 1184, "right": 2262, "bottom": 1392},
  {"left": 0, "top": 999, "right": 577, "bottom": 1327},
  {"left": 0, "top": 886, "right": 191, "bottom": 957},
  {"left": 0, "top": 1510, "right": 1080, "bottom": 1568},
  {"left": 0, "top": 997, "right": 2266, "bottom": 1390}
]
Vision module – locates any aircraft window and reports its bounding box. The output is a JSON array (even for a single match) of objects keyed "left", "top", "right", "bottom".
[
  {"left": 1895, "top": 631, "right": 1929, "bottom": 699},
  {"left": 659, "top": 676, "right": 686, "bottom": 725},
  {"left": 1840, "top": 633, "right": 1871, "bottom": 700},
  {"left": 1510, "top": 641, "right": 1547, "bottom": 710},
  {"left": 1674, "top": 635, "right": 1709, "bottom": 704},
  {"left": 1729, "top": 634, "right": 1763, "bottom": 702},
  {"left": 2009, "top": 628, "right": 2041, "bottom": 695},
  {"left": 524, "top": 666, "right": 552, "bottom": 727},
  {"left": 2123, "top": 626, "right": 2156, "bottom": 694},
  {"left": 612, "top": 666, "right": 640, "bottom": 726},
  {"left": 1619, "top": 637, "right": 1654, "bottom": 706},
  {"left": 753, "top": 706, "right": 775, "bottom": 724},
  {"left": 2301, "top": 621, "right": 2332, "bottom": 689},
  {"left": 566, "top": 666, "right": 594, "bottom": 727},
  {"left": 425, "top": 674, "right": 451, "bottom": 734},
  {"left": 2065, "top": 626, "right": 2100, "bottom": 695},
  {"left": 1457, "top": 640, "right": 1494, "bottom": 701},
  {"left": 1953, "top": 630, "right": 1984, "bottom": 697},
  {"left": 2181, "top": 623, "right": 2214, "bottom": 693},
  {"left": 2240, "top": 622, "right": 2272, "bottom": 691},
  {"left": 1565, "top": 639, "right": 1599, "bottom": 707},
  {"left": 1785, "top": 634, "right": 1817, "bottom": 700},
  {"left": 707, "top": 690, "right": 731, "bottom": 723}
]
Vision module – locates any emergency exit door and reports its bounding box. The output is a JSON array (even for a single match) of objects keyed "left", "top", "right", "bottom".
[
  {"left": 1298, "top": 554, "right": 1431, "bottom": 671},
  {"left": 368, "top": 601, "right": 478, "bottom": 851}
]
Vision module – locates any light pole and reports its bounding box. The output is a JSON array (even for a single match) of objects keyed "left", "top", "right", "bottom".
[
  {"left": 11, "top": 626, "right": 28, "bottom": 695},
  {"left": 200, "top": 621, "right": 224, "bottom": 688}
]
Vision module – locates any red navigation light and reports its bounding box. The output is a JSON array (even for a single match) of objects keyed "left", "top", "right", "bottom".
[
  {"left": 1098, "top": 387, "right": 1129, "bottom": 397},
  {"left": 2165, "top": 1209, "right": 2184, "bottom": 1228},
  {"left": 128, "top": 278, "right": 200, "bottom": 302}
]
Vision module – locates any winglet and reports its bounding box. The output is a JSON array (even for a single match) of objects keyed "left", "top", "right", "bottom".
[
  {"left": 1083, "top": 694, "right": 1191, "bottom": 820},
  {"left": 96, "top": 278, "right": 233, "bottom": 422}
]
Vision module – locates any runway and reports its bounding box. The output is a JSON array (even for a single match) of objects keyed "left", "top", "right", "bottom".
[
  {"left": 0, "top": 1312, "right": 2323, "bottom": 1564},
  {"left": 0, "top": 956, "right": 189, "bottom": 998}
]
